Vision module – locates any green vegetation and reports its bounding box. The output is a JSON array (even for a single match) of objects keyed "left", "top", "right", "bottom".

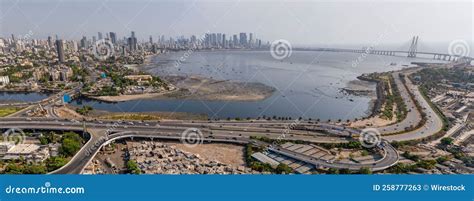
[
  {"left": 388, "top": 151, "right": 438, "bottom": 173},
  {"left": 374, "top": 74, "right": 407, "bottom": 121},
  {"left": 358, "top": 167, "right": 372, "bottom": 174},
  {"left": 100, "top": 113, "right": 162, "bottom": 121},
  {"left": 440, "top": 137, "right": 454, "bottom": 146},
  {"left": 45, "top": 156, "right": 68, "bottom": 172},
  {"left": 76, "top": 105, "right": 93, "bottom": 115},
  {"left": 71, "top": 65, "right": 89, "bottom": 82},
  {"left": 59, "top": 132, "right": 83, "bottom": 157},
  {"left": 0, "top": 65, "right": 33, "bottom": 83},
  {"left": 401, "top": 151, "right": 420, "bottom": 162},
  {"left": 97, "top": 85, "right": 119, "bottom": 96},
  {"left": 418, "top": 86, "right": 450, "bottom": 132},
  {"left": 126, "top": 160, "right": 142, "bottom": 174},
  {"left": 0, "top": 107, "right": 22, "bottom": 117},
  {"left": 0, "top": 131, "right": 84, "bottom": 174},
  {"left": 244, "top": 144, "right": 293, "bottom": 174},
  {"left": 38, "top": 131, "right": 62, "bottom": 145},
  {"left": 445, "top": 146, "right": 474, "bottom": 168},
  {"left": 318, "top": 141, "right": 362, "bottom": 149},
  {"left": 413, "top": 68, "right": 474, "bottom": 90},
  {"left": 436, "top": 156, "right": 450, "bottom": 164},
  {"left": 275, "top": 163, "right": 293, "bottom": 174},
  {"left": 2, "top": 157, "right": 67, "bottom": 174}
]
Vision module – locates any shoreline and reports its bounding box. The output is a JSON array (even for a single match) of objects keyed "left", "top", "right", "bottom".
[{"left": 85, "top": 75, "right": 275, "bottom": 103}]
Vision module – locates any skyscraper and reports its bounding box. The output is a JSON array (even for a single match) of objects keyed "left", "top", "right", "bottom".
[
  {"left": 128, "top": 31, "right": 137, "bottom": 52},
  {"left": 109, "top": 32, "right": 117, "bottom": 44},
  {"left": 239, "top": 33, "right": 247, "bottom": 47},
  {"left": 47, "top": 36, "right": 53, "bottom": 48},
  {"left": 233, "top": 34, "right": 238, "bottom": 47},
  {"left": 80, "top": 36, "right": 87, "bottom": 49},
  {"left": 249, "top": 33, "right": 253, "bottom": 48},
  {"left": 98, "top": 32, "right": 103, "bottom": 40},
  {"left": 222, "top": 34, "right": 226, "bottom": 48},
  {"left": 56, "top": 39, "right": 65, "bottom": 63}
]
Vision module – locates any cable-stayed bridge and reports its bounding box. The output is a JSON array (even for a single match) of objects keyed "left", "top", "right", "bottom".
[{"left": 294, "top": 36, "right": 473, "bottom": 64}]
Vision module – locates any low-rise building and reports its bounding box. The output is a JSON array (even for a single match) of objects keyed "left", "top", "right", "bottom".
[
  {"left": 0, "top": 76, "right": 10, "bottom": 85},
  {"left": 0, "top": 142, "right": 15, "bottom": 157},
  {"left": 2, "top": 144, "right": 40, "bottom": 160}
]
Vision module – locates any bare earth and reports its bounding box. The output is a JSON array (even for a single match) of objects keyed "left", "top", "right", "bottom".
[
  {"left": 162, "top": 75, "right": 275, "bottom": 101},
  {"left": 90, "top": 91, "right": 176, "bottom": 102},
  {"left": 89, "top": 75, "right": 274, "bottom": 102},
  {"left": 165, "top": 142, "right": 246, "bottom": 167}
]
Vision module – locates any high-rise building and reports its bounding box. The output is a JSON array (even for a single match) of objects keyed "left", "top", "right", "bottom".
[
  {"left": 249, "top": 33, "right": 253, "bottom": 47},
  {"left": 222, "top": 34, "right": 226, "bottom": 48},
  {"left": 55, "top": 39, "right": 65, "bottom": 63},
  {"left": 217, "top": 33, "right": 222, "bottom": 47},
  {"left": 109, "top": 32, "right": 117, "bottom": 44},
  {"left": 128, "top": 31, "right": 138, "bottom": 51},
  {"left": 47, "top": 36, "right": 53, "bottom": 48},
  {"left": 239, "top": 33, "right": 247, "bottom": 47},
  {"left": 80, "top": 36, "right": 87, "bottom": 49},
  {"left": 149, "top": 35, "right": 153, "bottom": 44},
  {"left": 98, "top": 32, "right": 103, "bottom": 40},
  {"left": 232, "top": 34, "right": 238, "bottom": 47}
]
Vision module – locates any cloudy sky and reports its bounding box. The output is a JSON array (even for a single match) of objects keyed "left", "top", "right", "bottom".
[{"left": 0, "top": 0, "right": 472, "bottom": 50}]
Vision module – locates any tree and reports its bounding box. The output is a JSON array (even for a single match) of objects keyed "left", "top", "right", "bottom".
[
  {"left": 127, "top": 160, "right": 141, "bottom": 174},
  {"left": 4, "top": 163, "right": 24, "bottom": 174},
  {"left": 59, "top": 132, "right": 83, "bottom": 157},
  {"left": 339, "top": 168, "right": 351, "bottom": 174},
  {"left": 441, "top": 137, "right": 454, "bottom": 146},
  {"left": 327, "top": 168, "right": 339, "bottom": 174},
  {"left": 45, "top": 156, "right": 68, "bottom": 172},
  {"left": 24, "top": 164, "right": 47, "bottom": 174},
  {"left": 275, "top": 163, "right": 293, "bottom": 174},
  {"left": 358, "top": 167, "right": 372, "bottom": 174}
]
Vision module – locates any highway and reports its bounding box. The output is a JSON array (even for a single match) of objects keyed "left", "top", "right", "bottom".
[
  {"left": 375, "top": 72, "right": 422, "bottom": 135},
  {"left": 0, "top": 117, "right": 399, "bottom": 173},
  {"left": 384, "top": 70, "right": 443, "bottom": 141}
]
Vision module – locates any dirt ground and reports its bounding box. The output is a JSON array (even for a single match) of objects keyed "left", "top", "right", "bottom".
[
  {"left": 163, "top": 75, "right": 275, "bottom": 101},
  {"left": 165, "top": 142, "right": 246, "bottom": 167}
]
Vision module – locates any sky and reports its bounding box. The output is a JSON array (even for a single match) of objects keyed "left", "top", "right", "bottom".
[{"left": 0, "top": 0, "right": 472, "bottom": 51}]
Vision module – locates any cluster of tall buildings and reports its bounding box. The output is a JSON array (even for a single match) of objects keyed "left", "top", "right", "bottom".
[
  {"left": 1, "top": 31, "right": 267, "bottom": 64},
  {"left": 171, "top": 32, "right": 263, "bottom": 49}
]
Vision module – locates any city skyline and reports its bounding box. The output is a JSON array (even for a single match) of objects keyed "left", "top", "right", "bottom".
[{"left": 0, "top": 0, "right": 472, "bottom": 49}]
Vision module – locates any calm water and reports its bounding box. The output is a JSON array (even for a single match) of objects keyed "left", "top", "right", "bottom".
[
  {"left": 0, "top": 91, "right": 50, "bottom": 103},
  {"left": 71, "top": 50, "right": 437, "bottom": 120}
]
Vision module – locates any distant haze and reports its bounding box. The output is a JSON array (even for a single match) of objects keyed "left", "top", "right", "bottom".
[{"left": 0, "top": 0, "right": 472, "bottom": 52}]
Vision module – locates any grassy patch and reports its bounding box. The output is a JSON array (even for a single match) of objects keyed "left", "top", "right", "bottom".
[
  {"left": 0, "top": 107, "right": 22, "bottom": 117},
  {"left": 99, "top": 114, "right": 163, "bottom": 121}
]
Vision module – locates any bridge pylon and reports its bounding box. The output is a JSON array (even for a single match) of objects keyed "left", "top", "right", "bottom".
[{"left": 407, "top": 36, "right": 419, "bottom": 58}]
